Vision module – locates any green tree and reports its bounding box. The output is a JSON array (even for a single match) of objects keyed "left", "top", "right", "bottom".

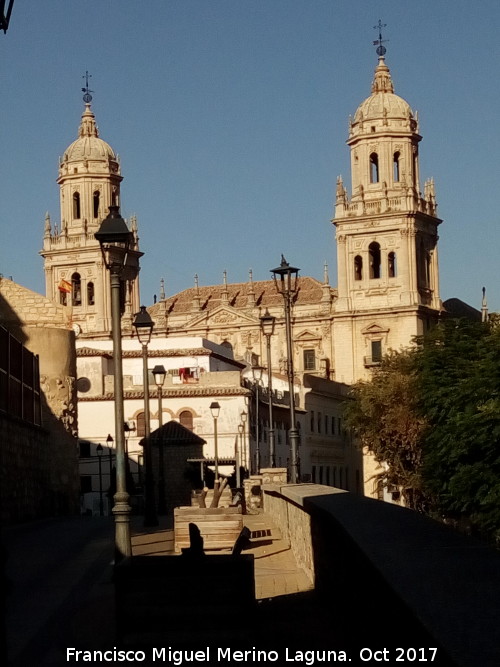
[
  {"left": 344, "top": 351, "right": 428, "bottom": 511},
  {"left": 415, "top": 319, "right": 500, "bottom": 540}
]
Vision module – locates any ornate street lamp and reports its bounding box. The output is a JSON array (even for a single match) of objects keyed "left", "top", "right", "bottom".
[
  {"left": 251, "top": 365, "right": 264, "bottom": 474},
  {"left": 209, "top": 401, "right": 221, "bottom": 483},
  {"left": 271, "top": 255, "right": 300, "bottom": 484},
  {"left": 96, "top": 443, "right": 104, "bottom": 516},
  {"left": 260, "top": 309, "right": 276, "bottom": 467},
  {"left": 133, "top": 306, "right": 158, "bottom": 527},
  {"left": 237, "top": 423, "right": 243, "bottom": 488},
  {"left": 0, "top": 1, "right": 14, "bottom": 34},
  {"left": 240, "top": 410, "right": 247, "bottom": 476},
  {"left": 152, "top": 364, "right": 167, "bottom": 514},
  {"left": 95, "top": 206, "right": 141, "bottom": 561}
]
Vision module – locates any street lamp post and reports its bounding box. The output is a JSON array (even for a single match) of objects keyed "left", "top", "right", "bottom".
[
  {"left": 234, "top": 424, "right": 243, "bottom": 489},
  {"left": 271, "top": 255, "right": 300, "bottom": 484},
  {"left": 251, "top": 365, "right": 264, "bottom": 474},
  {"left": 260, "top": 309, "right": 276, "bottom": 467},
  {"left": 133, "top": 306, "right": 158, "bottom": 527},
  {"left": 240, "top": 410, "right": 247, "bottom": 476},
  {"left": 96, "top": 443, "right": 104, "bottom": 516},
  {"left": 209, "top": 402, "right": 221, "bottom": 483},
  {"left": 106, "top": 433, "right": 114, "bottom": 485},
  {"left": 0, "top": 0, "right": 14, "bottom": 33},
  {"left": 95, "top": 205, "right": 142, "bottom": 561},
  {"left": 152, "top": 364, "right": 167, "bottom": 514}
]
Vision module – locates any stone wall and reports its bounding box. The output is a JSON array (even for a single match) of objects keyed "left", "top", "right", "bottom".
[
  {"left": 151, "top": 441, "right": 204, "bottom": 512},
  {"left": 0, "top": 280, "right": 80, "bottom": 522},
  {"left": 0, "top": 413, "right": 78, "bottom": 522},
  {"left": 261, "top": 482, "right": 336, "bottom": 583},
  {"left": 262, "top": 483, "right": 500, "bottom": 667}
]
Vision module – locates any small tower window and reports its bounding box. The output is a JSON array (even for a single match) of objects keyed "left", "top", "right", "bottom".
[
  {"left": 87, "top": 281, "right": 95, "bottom": 306},
  {"left": 354, "top": 255, "right": 363, "bottom": 281},
  {"left": 111, "top": 189, "right": 118, "bottom": 207},
  {"left": 388, "top": 252, "right": 397, "bottom": 278},
  {"left": 93, "top": 191, "right": 100, "bottom": 218},
  {"left": 73, "top": 192, "right": 81, "bottom": 219},
  {"left": 72, "top": 272, "right": 81, "bottom": 306},
  {"left": 370, "top": 153, "right": 379, "bottom": 183},
  {"left": 369, "top": 242, "right": 381, "bottom": 279},
  {"left": 393, "top": 152, "right": 400, "bottom": 182},
  {"left": 418, "top": 239, "right": 430, "bottom": 288}
]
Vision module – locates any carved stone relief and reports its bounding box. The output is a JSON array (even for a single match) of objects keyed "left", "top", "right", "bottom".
[{"left": 40, "top": 374, "right": 77, "bottom": 437}]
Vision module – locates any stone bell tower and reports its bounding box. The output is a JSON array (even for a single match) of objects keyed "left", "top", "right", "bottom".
[
  {"left": 333, "top": 39, "right": 442, "bottom": 384},
  {"left": 41, "top": 80, "right": 141, "bottom": 339}
]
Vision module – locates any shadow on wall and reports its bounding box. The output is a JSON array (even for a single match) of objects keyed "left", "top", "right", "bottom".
[
  {"left": 305, "top": 491, "right": 499, "bottom": 667},
  {"left": 0, "top": 291, "right": 80, "bottom": 524}
]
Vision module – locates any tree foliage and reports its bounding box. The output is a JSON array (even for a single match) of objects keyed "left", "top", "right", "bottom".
[
  {"left": 415, "top": 319, "right": 500, "bottom": 540},
  {"left": 345, "top": 318, "right": 500, "bottom": 541},
  {"left": 344, "top": 351, "right": 427, "bottom": 511}
]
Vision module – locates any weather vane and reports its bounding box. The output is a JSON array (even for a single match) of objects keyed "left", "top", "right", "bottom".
[
  {"left": 373, "top": 19, "right": 388, "bottom": 57},
  {"left": 81, "top": 70, "right": 93, "bottom": 103}
]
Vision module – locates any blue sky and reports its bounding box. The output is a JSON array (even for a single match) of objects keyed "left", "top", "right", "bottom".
[{"left": 0, "top": 1, "right": 498, "bottom": 311}]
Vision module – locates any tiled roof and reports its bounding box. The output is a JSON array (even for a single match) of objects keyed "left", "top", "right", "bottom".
[
  {"left": 76, "top": 347, "right": 112, "bottom": 358},
  {"left": 78, "top": 386, "right": 251, "bottom": 401},
  {"left": 149, "top": 277, "right": 333, "bottom": 317},
  {"left": 146, "top": 420, "right": 206, "bottom": 446}
]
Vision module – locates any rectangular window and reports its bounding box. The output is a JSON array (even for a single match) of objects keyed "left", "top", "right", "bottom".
[
  {"left": 326, "top": 467, "right": 330, "bottom": 486},
  {"left": 371, "top": 340, "right": 382, "bottom": 363},
  {"left": 303, "top": 349, "right": 316, "bottom": 371},
  {"left": 319, "top": 466, "right": 323, "bottom": 484},
  {"left": 312, "top": 466, "right": 316, "bottom": 483}
]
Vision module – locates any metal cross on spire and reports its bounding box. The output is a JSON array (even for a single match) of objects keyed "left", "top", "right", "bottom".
[
  {"left": 81, "top": 70, "right": 93, "bottom": 103},
  {"left": 373, "top": 19, "right": 388, "bottom": 57}
]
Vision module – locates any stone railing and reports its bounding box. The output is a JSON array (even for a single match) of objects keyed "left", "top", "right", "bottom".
[{"left": 262, "top": 483, "right": 500, "bottom": 667}]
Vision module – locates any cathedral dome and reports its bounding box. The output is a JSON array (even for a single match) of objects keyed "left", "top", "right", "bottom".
[
  {"left": 62, "top": 104, "right": 117, "bottom": 163},
  {"left": 351, "top": 57, "right": 416, "bottom": 133}
]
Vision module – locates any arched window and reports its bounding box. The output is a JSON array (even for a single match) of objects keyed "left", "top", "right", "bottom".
[
  {"left": 71, "top": 272, "right": 81, "bottom": 306},
  {"left": 369, "top": 242, "right": 381, "bottom": 279},
  {"left": 72, "top": 192, "right": 81, "bottom": 219},
  {"left": 136, "top": 412, "right": 145, "bottom": 437},
  {"left": 179, "top": 410, "right": 194, "bottom": 431},
  {"left": 370, "top": 153, "right": 379, "bottom": 183},
  {"left": 354, "top": 255, "right": 363, "bottom": 281},
  {"left": 393, "top": 152, "right": 400, "bottom": 182},
  {"left": 93, "top": 191, "right": 100, "bottom": 218},
  {"left": 388, "top": 252, "right": 397, "bottom": 278},
  {"left": 87, "top": 281, "right": 95, "bottom": 305}
]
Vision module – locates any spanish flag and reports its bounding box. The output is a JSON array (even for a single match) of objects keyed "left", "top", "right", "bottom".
[{"left": 58, "top": 279, "right": 72, "bottom": 293}]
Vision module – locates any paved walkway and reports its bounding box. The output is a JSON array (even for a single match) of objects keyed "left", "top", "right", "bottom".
[
  {"left": 3, "top": 510, "right": 313, "bottom": 664},
  {"left": 130, "top": 510, "right": 313, "bottom": 600}
]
